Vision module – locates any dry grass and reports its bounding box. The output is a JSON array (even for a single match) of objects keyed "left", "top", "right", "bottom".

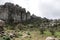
[
  {"left": 11, "top": 30, "right": 47, "bottom": 40},
  {"left": 4, "top": 28, "right": 60, "bottom": 40}
]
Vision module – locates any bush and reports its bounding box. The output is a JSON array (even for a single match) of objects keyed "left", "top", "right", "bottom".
[
  {"left": 3, "top": 36, "right": 10, "bottom": 40},
  {"left": 19, "top": 33, "right": 23, "bottom": 36},
  {"left": 27, "top": 32, "right": 30, "bottom": 35}
]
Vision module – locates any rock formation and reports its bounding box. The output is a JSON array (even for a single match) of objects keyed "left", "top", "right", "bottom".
[
  {"left": 0, "top": 20, "right": 5, "bottom": 34},
  {"left": 0, "top": 2, "right": 31, "bottom": 23}
]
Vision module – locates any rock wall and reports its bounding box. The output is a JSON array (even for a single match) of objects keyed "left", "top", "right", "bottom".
[
  {"left": 0, "top": 2, "right": 31, "bottom": 23},
  {"left": 0, "top": 6, "right": 8, "bottom": 21}
]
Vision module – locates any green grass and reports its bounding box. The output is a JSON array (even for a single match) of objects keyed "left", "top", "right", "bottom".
[
  {"left": 3, "top": 26, "right": 60, "bottom": 40},
  {"left": 44, "top": 31, "right": 52, "bottom": 36},
  {"left": 0, "top": 37, "right": 4, "bottom": 40},
  {"left": 54, "top": 32, "right": 60, "bottom": 37}
]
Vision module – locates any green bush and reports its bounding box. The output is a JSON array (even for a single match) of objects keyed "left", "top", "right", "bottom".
[
  {"left": 19, "top": 33, "right": 23, "bottom": 36},
  {"left": 54, "top": 32, "right": 60, "bottom": 37},
  {"left": 0, "top": 36, "right": 10, "bottom": 40},
  {"left": 27, "top": 32, "right": 30, "bottom": 35},
  {"left": 0, "top": 38, "right": 4, "bottom": 40},
  {"left": 44, "top": 31, "right": 52, "bottom": 36},
  {"left": 3, "top": 36, "right": 10, "bottom": 40}
]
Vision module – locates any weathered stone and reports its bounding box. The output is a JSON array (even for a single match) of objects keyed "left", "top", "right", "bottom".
[
  {"left": 45, "top": 37, "right": 55, "bottom": 40},
  {"left": 0, "top": 20, "right": 5, "bottom": 34},
  {"left": 26, "top": 11, "right": 31, "bottom": 20},
  {"left": 0, "top": 8, "right": 8, "bottom": 21},
  {"left": 0, "top": 2, "right": 31, "bottom": 23}
]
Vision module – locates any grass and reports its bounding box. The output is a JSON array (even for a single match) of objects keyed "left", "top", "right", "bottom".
[
  {"left": 44, "top": 31, "right": 52, "bottom": 36},
  {"left": 54, "top": 31, "right": 60, "bottom": 38},
  {"left": 3, "top": 26, "right": 60, "bottom": 40},
  {"left": 15, "top": 30, "right": 60, "bottom": 40}
]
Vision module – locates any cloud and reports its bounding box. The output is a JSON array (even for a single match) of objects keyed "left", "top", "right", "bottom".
[
  {"left": 39, "top": 0, "right": 60, "bottom": 19},
  {"left": 12, "top": 0, "right": 41, "bottom": 16},
  {"left": 0, "top": 0, "right": 60, "bottom": 19},
  {"left": 0, "top": 0, "right": 14, "bottom": 4}
]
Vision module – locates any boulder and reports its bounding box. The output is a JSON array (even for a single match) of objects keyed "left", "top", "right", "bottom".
[
  {"left": 0, "top": 20, "right": 5, "bottom": 34},
  {"left": 45, "top": 37, "right": 55, "bottom": 40}
]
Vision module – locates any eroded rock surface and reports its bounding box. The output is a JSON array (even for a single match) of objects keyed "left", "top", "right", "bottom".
[{"left": 0, "top": 2, "right": 31, "bottom": 23}]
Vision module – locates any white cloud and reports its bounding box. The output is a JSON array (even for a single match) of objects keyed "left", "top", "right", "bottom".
[
  {"left": 12, "top": 0, "right": 41, "bottom": 16},
  {"left": 0, "top": 0, "right": 60, "bottom": 19},
  {"left": 0, "top": 0, "right": 13, "bottom": 4},
  {"left": 39, "top": 0, "right": 60, "bottom": 19}
]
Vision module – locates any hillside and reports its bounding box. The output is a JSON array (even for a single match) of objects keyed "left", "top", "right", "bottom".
[{"left": 0, "top": 2, "right": 60, "bottom": 40}]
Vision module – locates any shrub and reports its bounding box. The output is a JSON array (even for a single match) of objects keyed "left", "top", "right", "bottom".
[
  {"left": 3, "top": 36, "right": 10, "bottom": 40},
  {"left": 27, "top": 32, "right": 30, "bottom": 35},
  {"left": 19, "top": 33, "right": 23, "bottom": 36}
]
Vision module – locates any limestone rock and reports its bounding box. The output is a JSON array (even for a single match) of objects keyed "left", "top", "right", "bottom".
[{"left": 0, "top": 2, "right": 31, "bottom": 23}]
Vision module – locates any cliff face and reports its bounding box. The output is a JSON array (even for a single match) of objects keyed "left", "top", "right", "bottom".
[{"left": 0, "top": 2, "right": 31, "bottom": 23}]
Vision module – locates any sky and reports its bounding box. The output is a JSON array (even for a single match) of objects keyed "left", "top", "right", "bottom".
[{"left": 0, "top": 0, "right": 60, "bottom": 19}]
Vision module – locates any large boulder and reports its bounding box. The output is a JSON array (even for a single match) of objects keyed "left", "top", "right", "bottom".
[
  {"left": 0, "top": 20, "right": 5, "bottom": 34},
  {"left": 45, "top": 37, "right": 55, "bottom": 40},
  {"left": 0, "top": 20, "right": 5, "bottom": 26}
]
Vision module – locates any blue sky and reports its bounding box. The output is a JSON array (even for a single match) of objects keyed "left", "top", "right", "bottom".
[{"left": 0, "top": 0, "right": 60, "bottom": 19}]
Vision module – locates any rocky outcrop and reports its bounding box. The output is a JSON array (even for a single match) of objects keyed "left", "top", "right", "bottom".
[
  {"left": 0, "top": 20, "right": 5, "bottom": 34},
  {"left": 0, "top": 2, "right": 31, "bottom": 23}
]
